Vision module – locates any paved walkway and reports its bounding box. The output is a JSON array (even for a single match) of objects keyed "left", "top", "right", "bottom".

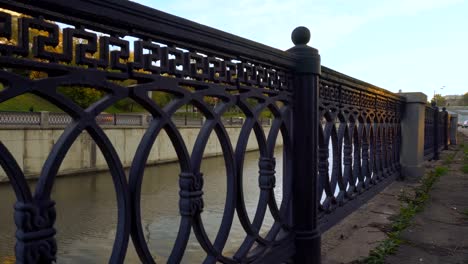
[
  {"left": 322, "top": 129, "right": 468, "bottom": 264},
  {"left": 386, "top": 130, "right": 468, "bottom": 264}
]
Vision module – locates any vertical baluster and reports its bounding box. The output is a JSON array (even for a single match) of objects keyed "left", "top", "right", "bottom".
[
  {"left": 442, "top": 107, "right": 449, "bottom": 150},
  {"left": 432, "top": 102, "right": 439, "bottom": 160},
  {"left": 374, "top": 121, "right": 382, "bottom": 182},
  {"left": 354, "top": 121, "right": 363, "bottom": 192},
  {"left": 361, "top": 122, "right": 371, "bottom": 188}
]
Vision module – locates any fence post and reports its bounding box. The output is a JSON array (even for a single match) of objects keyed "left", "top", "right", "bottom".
[
  {"left": 288, "top": 26, "right": 321, "bottom": 264},
  {"left": 398, "top": 93, "right": 426, "bottom": 180},
  {"left": 449, "top": 113, "right": 458, "bottom": 145},
  {"left": 40, "top": 111, "right": 50, "bottom": 128},
  {"left": 442, "top": 107, "right": 449, "bottom": 150},
  {"left": 432, "top": 102, "right": 440, "bottom": 160}
]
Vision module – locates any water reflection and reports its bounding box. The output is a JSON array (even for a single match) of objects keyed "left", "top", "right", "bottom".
[{"left": 0, "top": 148, "right": 284, "bottom": 263}]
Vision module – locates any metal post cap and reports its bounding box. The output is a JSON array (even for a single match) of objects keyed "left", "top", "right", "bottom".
[{"left": 291, "top": 26, "right": 310, "bottom": 46}]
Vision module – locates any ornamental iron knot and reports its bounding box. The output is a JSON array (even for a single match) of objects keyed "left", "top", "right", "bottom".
[
  {"left": 14, "top": 200, "right": 57, "bottom": 264},
  {"left": 179, "top": 172, "right": 204, "bottom": 217}
]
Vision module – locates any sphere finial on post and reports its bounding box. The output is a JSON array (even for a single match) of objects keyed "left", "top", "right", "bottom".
[
  {"left": 287, "top": 26, "right": 320, "bottom": 74},
  {"left": 291, "top": 26, "right": 311, "bottom": 46}
]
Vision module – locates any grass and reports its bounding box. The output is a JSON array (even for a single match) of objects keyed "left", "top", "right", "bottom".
[
  {"left": 462, "top": 209, "right": 468, "bottom": 218},
  {"left": 0, "top": 84, "right": 273, "bottom": 119},
  {"left": 443, "top": 152, "right": 456, "bottom": 165},
  {"left": 462, "top": 143, "right": 468, "bottom": 174},
  {"left": 0, "top": 94, "right": 268, "bottom": 118},
  {"left": 360, "top": 166, "right": 449, "bottom": 264},
  {"left": 462, "top": 165, "right": 468, "bottom": 174},
  {"left": 0, "top": 93, "right": 145, "bottom": 114},
  {"left": 0, "top": 93, "right": 63, "bottom": 112}
]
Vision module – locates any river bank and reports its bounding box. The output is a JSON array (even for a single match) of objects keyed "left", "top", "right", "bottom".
[{"left": 0, "top": 125, "right": 282, "bottom": 182}]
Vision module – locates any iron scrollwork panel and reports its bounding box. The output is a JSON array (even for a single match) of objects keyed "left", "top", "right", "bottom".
[
  {"left": 0, "top": 6, "right": 294, "bottom": 264},
  {"left": 317, "top": 74, "right": 404, "bottom": 231}
]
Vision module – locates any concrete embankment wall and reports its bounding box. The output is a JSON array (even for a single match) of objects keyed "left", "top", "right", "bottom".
[{"left": 0, "top": 126, "right": 283, "bottom": 181}]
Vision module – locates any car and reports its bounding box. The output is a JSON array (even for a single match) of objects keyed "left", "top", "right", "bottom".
[{"left": 463, "top": 120, "right": 468, "bottom": 128}]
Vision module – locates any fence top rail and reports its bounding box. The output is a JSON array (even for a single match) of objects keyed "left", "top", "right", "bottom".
[
  {"left": 321, "top": 66, "right": 406, "bottom": 102},
  {"left": 1, "top": 0, "right": 406, "bottom": 100},
  {"left": 0, "top": 0, "right": 298, "bottom": 68}
]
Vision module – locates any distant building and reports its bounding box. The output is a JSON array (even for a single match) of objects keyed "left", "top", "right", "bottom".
[{"left": 443, "top": 94, "right": 464, "bottom": 106}]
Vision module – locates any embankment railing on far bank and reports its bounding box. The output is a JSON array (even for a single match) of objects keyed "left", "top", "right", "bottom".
[
  {"left": 424, "top": 103, "right": 457, "bottom": 161},
  {"left": 0, "top": 111, "right": 270, "bottom": 127}
]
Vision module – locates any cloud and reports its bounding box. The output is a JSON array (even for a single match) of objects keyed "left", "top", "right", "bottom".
[
  {"left": 132, "top": 0, "right": 464, "bottom": 52},
  {"left": 368, "top": 0, "right": 465, "bottom": 17}
]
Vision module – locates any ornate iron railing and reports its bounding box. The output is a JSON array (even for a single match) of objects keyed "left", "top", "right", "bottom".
[
  {"left": 0, "top": 112, "right": 148, "bottom": 127},
  {"left": 0, "top": 1, "right": 447, "bottom": 263},
  {"left": 317, "top": 68, "right": 404, "bottom": 231},
  {"left": 0, "top": 111, "right": 41, "bottom": 125},
  {"left": 0, "top": 1, "right": 294, "bottom": 263},
  {"left": 439, "top": 108, "right": 449, "bottom": 151},
  {"left": 423, "top": 103, "right": 450, "bottom": 161}
]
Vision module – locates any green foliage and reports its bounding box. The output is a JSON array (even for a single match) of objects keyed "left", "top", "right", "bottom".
[
  {"left": 462, "top": 209, "right": 468, "bottom": 218},
  {"left": 111, "top": 98, "right": 145, "bottom": 112},
  {"left": 432, "top": 94, "right": 446, "bottom": 106},
  {"left": 58, "top": 86, "right": 104, "bottom": 108},
  {"left": 462, "top": 164, "right": 468, "bottom": 174},
  {"left": 0, "top": 93, "right": 62, "bottom": 112},
  {"left": 0, "top": 82, "right": 61, "bottom": 112},
  {"left": 463, "top": 92, "right": 468, "bottom": 106},
  {"left": 462, "top": 145, "right": 468, "bottom": 174},
  {"left": 152, "top": 91, "right": 174, "bottom": 107},
  {"left": 443, "top": 152, "right": 456, "bottom": 165}
]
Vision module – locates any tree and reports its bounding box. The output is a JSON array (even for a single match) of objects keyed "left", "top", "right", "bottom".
[
  {"left": 1, "top": 10, "right": 208, "bottom": 112},
  {"left": 432, "top": 94, "right": 446, "bottom": 106},
  {"left": 463, "top": 92, "right": 468, "bottom": 106},
  {"left": 57, "top": 86, "right": 104, "bottom": 108}
]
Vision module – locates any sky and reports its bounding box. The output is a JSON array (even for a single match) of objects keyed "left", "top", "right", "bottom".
[{"left": 130, "top": 0, "right": 468, "bottom": 98}]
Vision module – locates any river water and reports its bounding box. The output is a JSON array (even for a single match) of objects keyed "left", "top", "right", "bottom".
[{"left": 0, "top": 148, "right": 284, "bottom": 263}]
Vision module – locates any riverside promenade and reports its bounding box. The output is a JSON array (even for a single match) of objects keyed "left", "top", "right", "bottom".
[
  {"left": 387, "top": 129, "right": 468, "bottom": 264},
  {"left": 322, "top": 129, "right": 468, "bottom": 264}
]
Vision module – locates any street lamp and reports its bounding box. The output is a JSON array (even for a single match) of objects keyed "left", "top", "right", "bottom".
[{"left": 434, "top": 86, "right": 444, "bottom": 98}]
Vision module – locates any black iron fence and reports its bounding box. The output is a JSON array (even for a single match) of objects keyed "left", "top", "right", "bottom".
[
  {"left": 0, "top": 1, "right": 452, "bottom": 263},
  {"left": 317, "top": 68, "right": 404, "bottom": 232},
  {"left": 424, "top": 103, "right": 451, "bottom": 161}
]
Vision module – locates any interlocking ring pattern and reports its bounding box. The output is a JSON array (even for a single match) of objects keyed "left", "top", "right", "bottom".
[
  {"left": 317, "top": 75, "right": 404, "bottom": 231},
  {"left": 0, "top": 6, "right": 294, "bottom": 263},
  {"left": 0, "top": 2, "right": 412, "bottom": 263}
]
